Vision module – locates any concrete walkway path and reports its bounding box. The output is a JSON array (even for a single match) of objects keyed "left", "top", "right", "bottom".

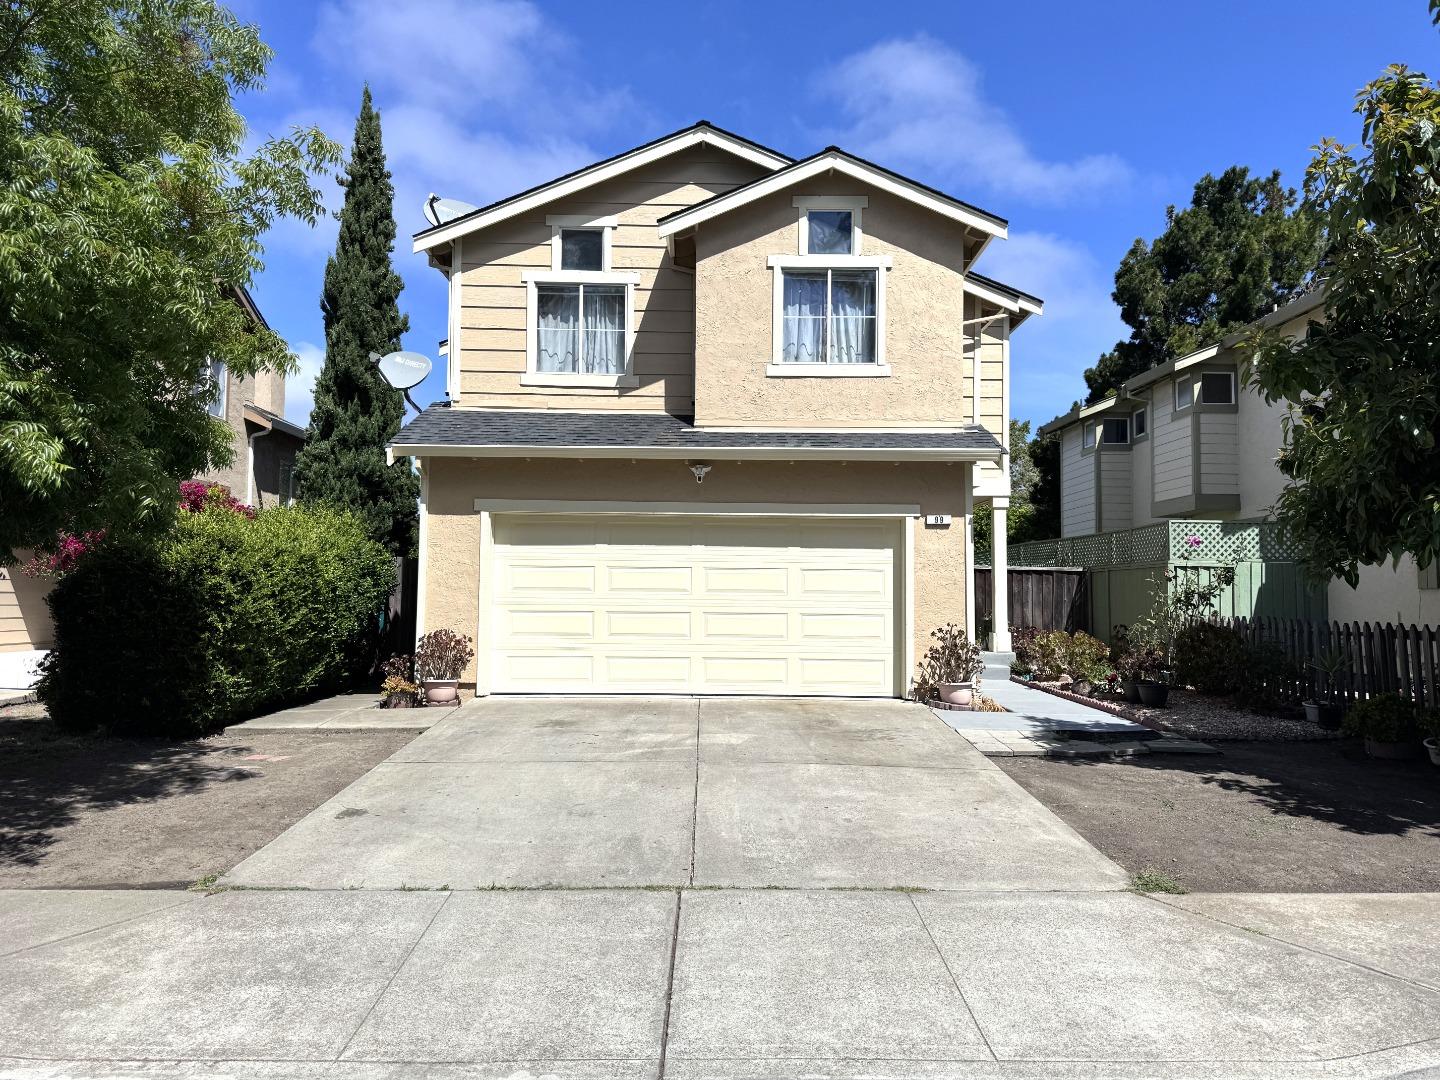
[{"left": 227, "top": 690, "right": 456, "bottom": 732}]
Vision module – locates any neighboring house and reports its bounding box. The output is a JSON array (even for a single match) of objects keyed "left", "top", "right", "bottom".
[
  {"left": 0, "top": 287, "right": 302, "bottom": 691},
  {"left": 393, "top": 121, "right": 1042, "bottom": 698},
  {"left": 1038, "top": 289, "right": 1440, "bottom": 626},
  {"left": 193, "top": 286, "right": 305, "bottom": 507}
]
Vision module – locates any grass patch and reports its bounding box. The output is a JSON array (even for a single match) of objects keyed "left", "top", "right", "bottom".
[{"left": 1130, "top": 869, "right": 1188, "bottom": 895}]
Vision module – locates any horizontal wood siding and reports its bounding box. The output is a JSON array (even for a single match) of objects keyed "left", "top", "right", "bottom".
[
  {"left": 1198, "top": 412, "right": 1239, "bottom": 494},
  {"left": 0, "top": 561, "right": 53, "bottom": 651},
  {"left": 1151, "top": 378, "right": 1191, "bottom": 502},
  {"left": 455, "top": 145, "right": 770, "bottom": 414},
  {"left": 1098, "top": 452, "right": 1132, "bottom": 532},
  {"left": 1060, "top": 427, "right": 1095, "bottom": 537}
]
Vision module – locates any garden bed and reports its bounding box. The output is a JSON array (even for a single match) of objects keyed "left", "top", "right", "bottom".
[{"left": 1017, "top": 677, "right": 1343, "bottom": 742}]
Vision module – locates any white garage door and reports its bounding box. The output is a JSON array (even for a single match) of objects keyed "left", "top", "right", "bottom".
[{"left": 489, "top": 514, "right": 899, "bottom": 696}]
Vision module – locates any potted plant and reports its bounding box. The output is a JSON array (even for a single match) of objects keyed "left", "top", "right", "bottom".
[
  {"left": 415, "top": 629, "right": 475, "bottom": 705},
  {"left": 1342, "top": 694, "right": 1423, "bottom": 759},
  {"left": 1423, "top": 708, "right": 1440, "bottom": 768},
  {"left": 1116, "top": 644, "right": 1164, "bottom": 705},
  {"left": 915, "top": 623, "right": 985, "bottom": 707},
  {"left": 1303, "top": 647, "right": 1347, "bottom": 729},
  {"left": 379, "top": 655, "right": 419, "bottom": 709}
]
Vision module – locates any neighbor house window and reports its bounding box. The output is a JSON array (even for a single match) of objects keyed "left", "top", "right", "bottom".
[
  {"left": 536, "top": 283, "right": 626, "bottom": 374},
  {"left": 1201, "top": 371, "right": 1236, "bottom": 405},
  {"left": 1132, "top": 408, "right": 1147, "bottom": 438},
  {"left": 781, "top": 269, "right": 876, "bottom": 365},
  {"left": 1082, "top": 422, "right": 1096, "bottom": 448},
  {"left": 1101, "top": 417, "right": 1129, "bottom": 444},
  {"left": 1175, "top": 376, "right": 1194, "bottom": 410},
  {"left": 202, "top": 359, "right": 226, "bottom": 418}
]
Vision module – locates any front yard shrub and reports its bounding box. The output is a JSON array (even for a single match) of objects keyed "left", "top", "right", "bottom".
[
  {"left": 1061, "top": 631, "right": 1111, "bottom": 685},
  {"left": 1174, "top": 623, "right": 1246, "bottom": 695},
  {"left": 1342, "top": 695, "right": 1422, "bottom": 743},
  {"left": 1017, "top": 629, "right": 1109, "bottom": 684},
  {"left": 39, "top": 505, "right": 395, "bottom": 737}
]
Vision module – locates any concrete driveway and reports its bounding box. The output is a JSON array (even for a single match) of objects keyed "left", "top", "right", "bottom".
[
  {"left": 5, "top": 698, "right": 1440, "bottom": 1079},
  {"left": 222, "top": 696, "right": 1127, "bottom": 891}
]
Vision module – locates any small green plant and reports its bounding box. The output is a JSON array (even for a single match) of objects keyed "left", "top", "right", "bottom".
[
  {"left": 1307, "top": 647, "right": 1347, "bottom": 704},
  {"left": 912, "top": 623, "right": 984, "bottom": 702},
  {"left": 189, "top": 873, "right": 221, "bottom": 893},
  {"left": 1343, "top": 694, "right": 1422, "bottom": 743},
  {"left": 1130, "top": 869, "right": 1187, "bottom": 895}
]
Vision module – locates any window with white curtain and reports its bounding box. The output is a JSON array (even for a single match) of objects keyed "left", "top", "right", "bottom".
[
  {"left": 536, "top": 283, "right": 626, "bottom": 375},
  {"left": 202, "top": 359, "right": 226, "bottom": 418},
  {"left": 781, "top": 269, "right": 876, "bottom": 365}
]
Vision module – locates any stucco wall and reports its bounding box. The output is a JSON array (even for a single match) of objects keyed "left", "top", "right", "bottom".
[
  {"left": 1328, "top": 558, "right": 1440, "bottom": 627},
  {"left": 196, "top": 365, "right": 288, "bottom": 502},
  {"left": 421, "top": 456, "right": 972, "bottom": 691},
  {"left": 454, "top": 144, "right": 770, "bottom": 415},
  {"left": 692, "top": 179, "right": 975, "bottom": 428}
]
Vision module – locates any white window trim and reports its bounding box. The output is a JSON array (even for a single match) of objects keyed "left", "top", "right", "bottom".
[
  {"left": 520, "top": 268, "right": 640, "bottom": 388},
  {"left": 1200, "top": 370, "right": 1237, "bottom": 405},
  {"left": 1175, "top": 376, "right": 1194, "bottom": 411},
  {"left": 767, "top": 254, "right": 890, "bottom": 376},
  {"left": 1082, "top": 422, "right": 1096, "bottom": 448},
  {"left": 793, "top": 195, "right": 868, "bottom": 256},
  {"left": 1132, "top": 407, "right": 1148, "bottom": 439},
  {"left": 545, "top": 214, "right": 618, "bottom": 273}
]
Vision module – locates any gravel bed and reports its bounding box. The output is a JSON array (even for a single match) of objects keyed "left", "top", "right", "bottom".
[{"left": 1024, "top": 679, "right": 1343, "bottom": 742}]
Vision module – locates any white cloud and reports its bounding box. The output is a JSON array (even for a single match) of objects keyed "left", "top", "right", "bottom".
[
  {"left": 815, "top": 36, "right": 1130, "bottom": 205},
  {"left": 980, "top": 232, "right": 1126, "bottom": 424},
  {"left": 284, "top": 341, "right": 326, "bottom": 427}
]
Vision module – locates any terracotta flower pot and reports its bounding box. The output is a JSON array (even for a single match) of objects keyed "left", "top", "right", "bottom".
[
  {"left": 423, "top": 679, "right": 460, "bottom": 706},
  {"left": 1365, "top": 736, "right": 1420, "bottom": 761},
  {"left": 936, "top": 682, "right": 974, "bottom": 707}
]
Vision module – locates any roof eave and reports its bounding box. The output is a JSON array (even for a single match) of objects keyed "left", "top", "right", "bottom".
[{"left": 387, "top": 443, "right": 1002, "bottom": 466}]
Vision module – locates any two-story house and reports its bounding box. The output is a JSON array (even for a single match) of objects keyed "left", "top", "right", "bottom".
[
  {"left": 1038, "top": 288, "right": 1440, "bottom": 626},
  {"left": 393, "top": 122, "right": 1041, "bottom": 698}
]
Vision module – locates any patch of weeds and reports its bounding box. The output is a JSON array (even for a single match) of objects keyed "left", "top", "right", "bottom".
[
  {"left": 189, "top": 873, "right": 222, "bottom": 893},
  {"left": 1129, "top": 869, "right": 1188, "bottom": 895}
]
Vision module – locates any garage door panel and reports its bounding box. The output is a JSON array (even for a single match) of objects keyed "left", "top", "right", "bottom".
[
  {"left": 491, "top": 514, "right": 898, "bottom": 696},
  {"left": 605, "top": 610, "right": 693, "bottom": 639}
]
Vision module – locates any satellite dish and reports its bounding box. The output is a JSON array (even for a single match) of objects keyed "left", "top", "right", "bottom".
[
  {"left": 373, "top": 350, "right": 432, "bottom": 391},
  {"left": 423, "top": 193, "right": 479, "bottom": 227}
]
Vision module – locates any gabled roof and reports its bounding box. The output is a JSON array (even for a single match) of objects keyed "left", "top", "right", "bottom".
[
  {"left": 243, "top": 402, "right": 305, "bottom": 440},
  {"left": 412, "top": 122, "right": 793, "bottom": 253},
  {"left": 965, "top": 272, "right": 1044, "bottom": 325},
  {"left": 655, "top": 147, "right": 1008, "bottom": 241},
  {"left": 1037, "top": 285, "right": 1328, "bottom": 436}
]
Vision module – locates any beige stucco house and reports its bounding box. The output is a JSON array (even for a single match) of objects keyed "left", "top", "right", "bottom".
[
  {"left": 1039, "top": 289, "right": 1440, "bottom": 626},
  {"left": 393, "top": 122, "right": 1042, "bottom": 698}
]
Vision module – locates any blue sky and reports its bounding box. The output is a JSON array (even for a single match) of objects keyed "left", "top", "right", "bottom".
[{"left": 232, "top": 0, "right": 1435, "bottom": 431}]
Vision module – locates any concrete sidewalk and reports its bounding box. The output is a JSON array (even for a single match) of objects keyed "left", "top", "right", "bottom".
[
  {"left": 1, "top": 888, "right": 1437, "bottom": 1079},
  {"left": 228, "top": 690, "right": 457, "bottom": 732}
]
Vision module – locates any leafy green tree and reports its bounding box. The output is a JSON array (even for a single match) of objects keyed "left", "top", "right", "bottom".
[
  {"left": 293, "top": 87, "right": 417, "bottom": 557},
  {"left": 974, "top": 420, "right": 1050, "bottom": 562},
  {"left": 1250, "top": 62, "right": 1440, "bottom": 584},
  {"left": 0, "top": 1, "right": 337, "bottom": 559},
  {"left": 1083, "top": 167, "right": 1321, "bottom": 403},
  {"left": 1016, "top": 427, "right": 1061, "bottom": 543}
]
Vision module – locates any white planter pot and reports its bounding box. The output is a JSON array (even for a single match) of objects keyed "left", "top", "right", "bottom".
[
  {"left": 936, "top": 682, "right": 975, "bottom": 707},
  {"left": 423, "top": 679, "right": 460, "bottom": 705}
]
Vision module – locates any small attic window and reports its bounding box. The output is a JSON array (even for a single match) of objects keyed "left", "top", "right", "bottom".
[
  {"left": 794, "top": 196, "right": 867, "bottom": 256},
  {"left": 560, "top": 229, "right": 603, "bottom": 271}
]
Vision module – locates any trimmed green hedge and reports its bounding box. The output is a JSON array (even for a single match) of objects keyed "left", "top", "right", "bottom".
[{"left": 39, "top": 505, "right": 395, "bottom": 737}]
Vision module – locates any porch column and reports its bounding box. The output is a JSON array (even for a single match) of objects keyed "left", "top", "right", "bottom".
[
  {"left": 991, "top": 497, "right": 1012, "bottom": 652},
  {"left": 963, "top": 466, "right": 977, "bottom": 642}
]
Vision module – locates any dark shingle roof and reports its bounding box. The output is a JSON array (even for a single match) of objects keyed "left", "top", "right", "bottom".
[{"left": 391, "top": 407, "right": 1002, "bottom": 456}]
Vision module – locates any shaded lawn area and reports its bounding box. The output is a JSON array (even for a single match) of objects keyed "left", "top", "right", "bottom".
[
  {"left": 0, "top": 705, "right": 412, "bottom": 888},
  {"left": 997, "top": 738, "right": 1440, "bottom": 893}
]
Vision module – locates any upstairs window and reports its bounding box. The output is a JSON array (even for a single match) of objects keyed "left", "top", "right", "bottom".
[
  {"left": 1132, "top": 408, "right": 1147, "bottom": 438},
  {"left": 807, "top": 211, "right": 853, "bottom": 255},
  {"left": 202, "top": 359, "right": 226, "bottom": 418},
  {"left": 1201, "top": 371, "right": 1236, "bottom": 405},
  {"left": 1082, "top": 422, "right": 1096, "bottom": 448},
  {"left": 559, "top": 228, "right": 603, "bottom": 271},
  {"left": 1175, "top": 376, "right": 1194, "bottom": 411},
  {"left": 1101, "top": 417, "right": 1129, "bottom": 444},
  {"left": 536, "top": 283, "right": 626, "bottom": 375},
  {"left": 781, "top": 269, "right": 876, "bottom": 365}
]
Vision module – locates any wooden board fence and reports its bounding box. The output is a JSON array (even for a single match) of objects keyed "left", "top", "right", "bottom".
[
  {"left": 1217, "top": 615, "right": 1440, "bottom": 708},
  {"left": 976, "top": 567, "right": 1088, "bottom": 635}
]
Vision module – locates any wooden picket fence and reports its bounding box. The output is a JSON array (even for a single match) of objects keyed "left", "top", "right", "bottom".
[{"left": 1216, "top": 615, "right": 1440, "bottom": 708}]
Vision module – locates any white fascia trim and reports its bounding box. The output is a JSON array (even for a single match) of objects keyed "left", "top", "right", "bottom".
[
  {"left": 475, "top": 499, "right": 922, "bottom": 516},
  {"left": 414, "top": 128, "right": 790, "bottom": 253},
  {"left": 766, "top": 254, "right": 892, "bottom": 270},
  {"left": 1078, "top": 396, "right": 1122, "bottom": 419},
  {"left": 1174, "top": 343, "right": 1222, "bottom": 372},
  {"left": 395, "top": 444, "right": 1001, "bottom": 463},
  {"left": 766, "top": 363, "right": 892, "bottom": 378},
  {"left": 658, "top": 153, "right": 1008, "bottom": 241},
  {"left": 964, "top": 279, "right": 1020, "bottom": 314}
]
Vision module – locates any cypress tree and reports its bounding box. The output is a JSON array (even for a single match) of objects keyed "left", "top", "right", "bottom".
[{"left": 293, "top": 86, "right": 418, "bottom": 556}]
